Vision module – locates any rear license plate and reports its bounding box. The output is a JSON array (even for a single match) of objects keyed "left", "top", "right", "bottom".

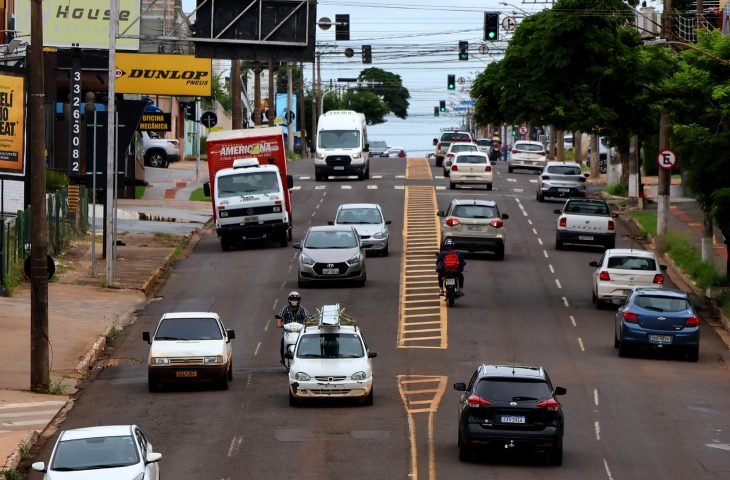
[
  {"left": 176, "top": 370, "right": 197, "bottom": 378},
  {"left": 445, "top": 278, "right": 456, "bottom": 286},
  {"left": 501, "top": 415, "right": 525, "bottom": 424},
  {"left": 243, "top": 215, "right": 258, "bottom": 224},
  {"left": 467, "top": 225, "right": 482, "bottom": 231},
  {"left": 322, "top": 268, "right": 340, "bottom": 275},
  {"left": 558, "top": 188, "right": 570, "bottom": 192},
  {"left": 334, "top": 166, "right": 345, "bottom": 171},
  {"left": 578, "top": 235, "right": 594, "bottom": 241},
  {"left": 649, "top": 334, "right": 673, "bottom": 344}
]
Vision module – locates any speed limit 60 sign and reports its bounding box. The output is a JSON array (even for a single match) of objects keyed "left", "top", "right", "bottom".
[{"left": 656, "top": 149, "right": 677, "bottom": 170}]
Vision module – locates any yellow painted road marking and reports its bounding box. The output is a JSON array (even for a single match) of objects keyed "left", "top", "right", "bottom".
[{"left": 406, "top": 157, "right": 433, "bottom": 180}]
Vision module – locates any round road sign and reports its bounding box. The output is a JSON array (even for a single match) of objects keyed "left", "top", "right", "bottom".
[
  {"left": 200, "top": 111, "right": 218, "bottom": 128},
  {"left": 479, "top": 44, "right": 489, "bottom": 55},
  {"left": 519, "top": 126, "right": 528, "bottom": 135},
  {"left": 502, "top": 16, "right": 518, "bottom": 31},
  {"left": 656, "top": 148, "right": 677, "bottom": 170}
]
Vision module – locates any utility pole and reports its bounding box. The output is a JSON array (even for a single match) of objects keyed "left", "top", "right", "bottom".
[
  {"left": 657, "top": 0, "right": 672, "bottom": 236},
  {"left": 287, "top": 62, "right": 294, "bottom": 152},
  {"left": 232, "top": 60, "right": 242, "bottom": 129},
  {"left": 268, "top": 61, "right": 275, "bottom": 127},
  {"left": 316, "top": 52, "right": 322, "bottom": 117},
  {"left": 253, "top": 63, "right": 262, "bottom": 127},
  {"left": 106, "top": 0, "right": 119, "bottom": 287},
  {"left": 628, "top": 135, "right": 640, "bottom": 206},
  {"left": 590, "top": 134, "right": 600, "bottom": 179},
  {"left": 298, "top": 62, "right": 307, "bottom": 158},
  {"left": 29, "top": 0, "right": 49, "bottom": 392}
]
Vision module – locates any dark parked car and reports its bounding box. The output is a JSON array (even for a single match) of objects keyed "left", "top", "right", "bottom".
[
  {"left": 614, "top": 287, "right": 700, "bottom": 361},
  {"left": 454, "top": 364, "right": 566, "bottom": 465}
]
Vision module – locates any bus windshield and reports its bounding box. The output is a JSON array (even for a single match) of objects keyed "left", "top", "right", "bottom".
[{"left": 217, "top": 171, "right": 280, "bottom": 198}]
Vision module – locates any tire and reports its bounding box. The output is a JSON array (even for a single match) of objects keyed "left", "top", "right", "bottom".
[
  {"left": 447, "top": 290, "right": 455, "bottom": 307},
  {"left": 357, "top": 170, "right": 365, "bottom": 181},
  {"left": 289, "top": 391, "right": 300, "bottom": 407},
  {"left": 298, "top": 278, "right": 309, "bottom": 289},
  {"left": 363, "top": 168, "right": 370, "bottom": 180},
  {"left": 357, "top": 272, "right": 367, "bottom": 287},
  {"left": 555, "top": 238, "right": 564, "bottom": 250},
  {"left": 315, "top": 171, "right": 324, "bottom": 182},
  {"left": 287, "top": 229, "right": 293, "bottom": 242},
  {"left": 444, "top": 169, "right": 450, "bottom": 177},
  {"left": 614, "top": 335, "right": 620, "bottom": 349},
  {"left": 687, "top": 347, "right": 699, "bottom": 362},
  {"left": 382, "top": 244, "right": 389, "bottom": 257},
  {"left": 618, "top": 341, "right": 631, "bottom": 358},
  {"left": 537, "top": 191, "right": 544, "bottom": 202},
  {"left": 547, "top": 444, "right": 563, "bottom": 466},
  {"left": 363, "top": 387, "right": 374, "bottom": 406},
  {"left": 220, "top": 235, "right": 232, "bottom": 252},
  {"left": 218, "top": 374, "right": 229, "bottom": 390},
  {"left": 508, "top": 165, "right": 513, "bottom": 173},
  {"left": 487, "top": 183, "right": 493, "bottom": 191},
  {"left": 605, "top": 239, "right": 616, "bottom": 250},
  {"left": 458, "top": 444, "right": 473, "bottom": 462},
  {"left": 227, "top": 362, "right": 233, "bottom": 381},
  {"left": 449, "top": 182, "right": 456, "bottom": 190},
  {"left": 494, "top": 245, "right": 505, "bottom": 261},
  {"left": 148, "top": 374, "right": 160, "bottom": 393},
  {"left": 146, "top": 150, "right": 168, "bottom": 168},
  {"left": 592, "top": 290, "right": 597, "bottom": 305},
  {"left": 278, "top": 232, "right": 288, "bottom": 248}
]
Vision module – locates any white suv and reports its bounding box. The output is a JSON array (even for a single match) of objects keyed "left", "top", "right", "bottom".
[
  {"left": 142, "top": 131, "right": 180, "bottom": 168},
  {"left": 589, "top": 249, "right": 667, "bottom": 309},
  {"left": 508, "top": 140, "right": 546, "bottom": 173},
  {"left": 287, "top": 304, "right": 376, "bottom": 406},
  {"left": 143, "top": 312, "right": 235, "bottom": 392},
  {"left": 433, "top": 131, "right": 473, "bottom": 167}
]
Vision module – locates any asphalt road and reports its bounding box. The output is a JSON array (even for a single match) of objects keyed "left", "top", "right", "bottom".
[{"left": 30, "top": 157, "right": 730, "bottom": 479}]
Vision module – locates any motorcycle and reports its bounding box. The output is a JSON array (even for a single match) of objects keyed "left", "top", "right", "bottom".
[
  {"left": 281, "top": 319, "right": 304, "bottom": 370},
  {"left": 442, "top": 269, "right": 460, "bottom": 307}
]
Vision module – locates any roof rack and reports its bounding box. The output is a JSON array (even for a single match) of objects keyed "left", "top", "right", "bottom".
[{"left": 303, "top": 304, "right": 357, "bottom": 329}]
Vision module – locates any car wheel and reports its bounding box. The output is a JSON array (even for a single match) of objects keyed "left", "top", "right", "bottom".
[
  {"left": 555, "top": 238, "right": 564, "bottom": 250},
  {"left": 614, "top": 335, "right": 620, "bottom": 349},
  {"left": 508, "top": 165, "right": 513, "bottom": 173},
  {"left": 148, "top": 374, "right": 160, "bottom": 393},
  {"left": 146, "top": 150, "right": 168, "bottom": 168},
  {"left": 363, "top": 387, "right": 374, "bottom": 406},
  {"left": 618, "top": 341, "right": 631, "bottom": 358},
  {"left": 687, "top": 347, "right": 699, "bottom": 362},
  {"left": 494, "top": 245, "right": 505, "bottom": 261},
  {"left": 220, "top": 235, "right": 232, "bottom": 252},
  {"left": 227, "top": 361, "right": 233, "bottom": 381},
  {"left": 537, "top": 191, "right": 544, "bottom": 202},
  {"left": 298, "top": 278, "right": 309, "bottom": 289},
  {"left": 487, "top": 183, "right": 493, "bottom": 191},
  {"left": 218, "top": 374, "right": 229, "bottom": 390},
  {"left": 289, "top": 391, "right": 300, "bottom": 407},
  {"left": 547, "top": 444, "right": 563, "bottom": 466},
  {"left": 382, "top": 244, "right": 389, "bottom": 257},
  {"left": 278, "top": 232, "right": 288, "bottom": 248},
  {"left": 444, "top": 169, "right": 450, "bottom": 177},
  {"left": 435, "top": 157, "right": 443, "bottom": 167},
  {"left": 458, "top": 444, "right": 473, "bottom": 462},
  {"left": 364, "top": 167, "right": 370, "bottom": 180},
  {"left": 357, "top": 272, "right": 367, "bottom": 287},
  {"left": 449, "top": 182, "right": 456, "bottom": 190},
  {"left": 605, "top": 239, "right": 616, "bottom": 250},
  {"left": 592, "top": 290, "right": 597, "bottom": 305}
]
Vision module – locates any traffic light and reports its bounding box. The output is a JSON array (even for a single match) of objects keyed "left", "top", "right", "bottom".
[
  {"left": 362, "top": 44, "right": 372, "bottom": 64},
  {"left": 512, "top": 125, "right": 518, "bottom": 136},
  {"left": 335, "top": 14, "right": 350, "bottom": 41},
  {"left": 458, "top": 41, "right": 468, "bottom": 61},
  {"left": 447, "top": 74, "right": 455, "bottom": 90},
  {"left": 484, "top": 12, "right": 499, "bottom": 41},
  {"left": 439, "top": 100, "right": 446, "bottom": 113},
  {"left": 182, "top": 102, "right": 195, "bottom": 121},
  {"left": 434, "top": 106, "right": 439, "bottom": 117}
]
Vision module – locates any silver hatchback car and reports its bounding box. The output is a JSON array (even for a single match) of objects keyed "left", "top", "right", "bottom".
[
  {"left": 537, "top": 162, "right": 589, "bottom": 201},
  {"left": 329, "top": 203, "right": 391, "bottom": 256},
  {"left": 294, "top": 225, "right": 367, "bottom": 288}
]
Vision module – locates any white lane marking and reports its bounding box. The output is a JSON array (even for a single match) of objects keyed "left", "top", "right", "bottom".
[
  {"left": 247, "top": 373, "right": 252, "bottom": 386},
  {"left": 254, "top": 342, "right": 261, "bottom": 356},
  {"left": 594, "top": 421, "right": 601, "bottom": 440},
  {"left": 273, "top": 299, "right": 279, "bottom": 311},
  {"left": 594, "top": 389, "right": 599, "bottom": 407},
  {"left": 299, "top": 176, "right": 311, "bottom": 180},
  {"left": 555, "top": 279, "right": 562, "bottom": 289},
  {"left": 543, "top": 250, "right": 549, "bottom": 258},
  {"left": 537, "top": 238, "right": 543, "bottom": 246},
  {"left": 435, "top": 186, "right": 446, "bottom": 190},
  {"left": 513, "top": 188, "right": 524, "bottom": 193},
  {"left": 227, "top": 435, "right": 243, "bottom": 457},
  {"left": 0, "top": 401, "right": 66, "bottom": 410},
  {"left": 507, "top": 178, "right": 517, "bottom": 182},
  {"left": 0, "top": 419, "right": 52, "bottom": 427},
  {"left": 396, "top": 175, "right": 405, "bottom": 179},
  {"left": 570, "top": 315, "right": 577, "bottom": 327},
  {"left": 562, "top": 296, "right": 569, "bottom": 307},
  {"left": 280, "top": 280, "right": 286, "bottom": 290},
  {"left": 529, "top": 179, "right": 538, "bottom": 183},
  {"left": 291, "top": 186, "right": 301, "bottom": 190},
  {"left": 372, "top": 175, "right": 383, "bottom": 179},
  {"left": 367, "top": 185, "right": 378, "bottom": 190},
  {"left": 341, "top": 185, "right": 352, "bottom": 190},
  {"left": 603, "top": 459, "right": 614, "bottom": 480},
  {"left": 395, "top": 185, "right": 405, "bottom": 190},
  {"left": 707, "top": 443, "right": 730, "bottom": 451},
  {"left": 578, "top": 337, "right": 585, "bottom": 352},
  {"left": 527, "top": 219, "right": 533, "bottom": 225},
  {"left": 315, "top": 185, "right": 326, "bottom": 190},
  {"left": 0, "top": 409, "right": 59, "bottom": 419},
  {"left": 288, "top": 264, "right": 292, "bottom": 273},
  {"left": 548, "top": 264, "right": 555, "bottom": 274},
  {"left": 532, "top": 228, "right": 538, "bottom": 235},
  {"left": 311, "top": 211, "right": 316, "bottom": 217},
  {"left": 322, "top": 191, "right": 327, "bottom": 197},
  {"left": 264, "top": 318, "right": 271, "bottom": 332}
]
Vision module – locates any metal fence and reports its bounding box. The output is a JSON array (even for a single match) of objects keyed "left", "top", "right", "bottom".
[{"left": 0, "top": 186, "right": 88, "bottom": 294}]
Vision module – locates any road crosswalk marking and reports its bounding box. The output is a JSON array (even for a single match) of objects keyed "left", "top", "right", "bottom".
[{"left": 0, "top": 400, "right": 66, "bottom": 432}]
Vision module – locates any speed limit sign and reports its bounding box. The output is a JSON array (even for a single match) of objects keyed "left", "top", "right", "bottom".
[{"left": 656, "top": 149, "right": 677, "bottom": 170}]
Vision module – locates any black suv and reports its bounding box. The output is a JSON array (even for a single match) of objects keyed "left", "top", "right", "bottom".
[{"left": 454, "top": 365, "right": 567, "bottom": 465}]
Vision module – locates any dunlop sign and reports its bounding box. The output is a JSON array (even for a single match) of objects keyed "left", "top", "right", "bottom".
[
  {"left": 115, "top": 53, "right": 212, "bottom": 96},
  {"left": 0, "top": 73, "right": 26, "bottom": 177},
  {"left": 139, "top": 113, "right": 172, "bottom": 132}
]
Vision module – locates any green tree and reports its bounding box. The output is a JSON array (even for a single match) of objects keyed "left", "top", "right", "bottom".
[
  {"left": 357, "top": 68, "right": 410, "bottom": 121},
  {"left": 202, "top": 73, "right": 232, "bottom": 113},
  {"left": 339, "top": 89, "right": 390, "bottom": 124}
]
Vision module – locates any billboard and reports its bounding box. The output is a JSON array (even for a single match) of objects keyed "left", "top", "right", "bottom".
[
  {"left": 0, "top": 72, "right": 26, "bottom": 178},
  {"left": 115, "top": 53, "right": 212, "bottom": 96},
  {"left": 138, "top": 113, "right": 172, "bottom": 131},
  {"left": 275, "top": 93, "right": 298, "bottom": 126},
  {"left": 15, "top": 0, "right": 140, "bottom": 50}
]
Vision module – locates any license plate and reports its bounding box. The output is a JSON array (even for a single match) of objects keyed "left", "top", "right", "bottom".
[
  {"left": 578, "top": 235, "right": 594, "bottom": 241},
  {"left": 334, "top": 166, "right": 345, "bottom": 171},
  {"left": 176, "top": 370, "right": 197, "bottom": 378},
  {"left": 445, "top": 278, "right": 456, "bottom": 286},
  {"left": 501, "top": 415, "right": 525, "bottom": 424},
  {"left": 467, "top": 225, "right": 482, "bottom": 231},
  {"left": 322, "top": 268, "right": 340, "bottom": 275},
  {"left": 558, "top": 188, "right": 570, "bottom": 192},
  {"left": 649, "top": 334, "right": 672, "bottom": 344},
  {"left": 243, "top": 215, "right": 258, "bottom": 224}
]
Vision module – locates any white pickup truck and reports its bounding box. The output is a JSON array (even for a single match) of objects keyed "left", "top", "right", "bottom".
[{"left": 554, "top": 198, "right": 617, "bottom": 250}]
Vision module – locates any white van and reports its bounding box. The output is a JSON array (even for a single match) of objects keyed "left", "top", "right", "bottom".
[{"left": 315, "top": 110, "right": 369, "bottom": 181}]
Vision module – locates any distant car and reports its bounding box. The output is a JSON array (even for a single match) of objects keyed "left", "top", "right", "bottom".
[
  {"left": 590, "top": 249, "right": 667, "bottom": 309},
  {"left": 32, "top": 425, "right": 162, "bottom": 479},
  {"left": 476, "top": 138, "right": 492, "bottom": 154},
  {"left": 369, "top": 140, "right": 389, "bottom": 157},
  {"left": 330, "top": 203, "right": 391, "bottom": 256},
  {"left": 438, "top": 198, "right": 508, "bottom": 260},
  {"left": 294, "top": 225, "right": 367, "bottom": 287},
  {"left": 536, "top": 162, "right": 589, "bottom": 201},
  {"left": 508, "top": 140, "right": 546, "bottom": 173},
  {"left": 615, "top": 288, "right": 700, "bottom": 361},
  {"left": 554, "top": 198, "right": 616, "bottom": 250},
  {"left": 386, "top": 146, "right": 406, "bottom": 158},
  {"left": 142, "top": 131, "right": 180, "bottom": 168},
  {"left": 433, "top": 130, "right": 473, "bottom": 167},
  {"left": 443, "top": 142, "right": 479, "bottom": 176},
  {"left": 143, "top": 312, "right": 235, "bottom": 391},
  {"left": 453, "top": 364, "right": 566, "bottom": 465},
  {"left": 449, "top": 151, "right": 493, "bottom": 190}
]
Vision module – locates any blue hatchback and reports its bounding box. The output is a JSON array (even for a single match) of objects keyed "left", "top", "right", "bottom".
[{"left": 614, "top": 288, "right": 700, "bottom": 362}]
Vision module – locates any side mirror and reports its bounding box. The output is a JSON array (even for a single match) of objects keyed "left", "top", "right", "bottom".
[
  {"left": 437, "top": 210, "right": 445, "bottom": 217},
  {"left": 501, "top": 213, "right": 509, "bottom": 220},
  {"left": 286, "top": 175, "right": 294, "bottom": 189},
  {"left": 433, "top": 138, "right": 438, "bottom": 146},
  {"left": 385, "top": 220, "right": 391, "bottom": 225},
  {"left": 227, "top": 329, "right": 236, "bottom": 340},
  {"left": 203, "top": 182, "right": 211, "bottom": 197},
  {"left": 453, "top": 382, "right": 467, "bottom": 391},
  {"left": 660, "top": 265, "right": 667, "bottom": 271},
  {"left": 364, "top": 143, "right": 369, "bottom": 152},
  {"left": 584, "top": 172, "right": 590, "bottom": 178},
  {"left": 589, "top": 261, "right": 599, "bottom": 267},
  {"left": 328, "top": 221, "right": 334, "bottom": 225},
  {"left": 554, "top": 386, "right": 567, "bottom": 396},
  {"left": 31, "top": 462, "right": 46, "bottom": 472},
  {"left": 368, "top": 351, "right": 378, "bottom": 358},
  {"left": 553, "top": 209, "right": 562, "bottom": 214},
  {"left": 146, "top": 452, "right": 163, "bottom": 464},
  {"left": 284, "top": 351, "right": 294, "bottom": 359},
  {"left": 142, "top": 332, "right": 151, "bottom": 344},
  {"left": 292, "top": 242, "right": 302, "bottom": 249}
]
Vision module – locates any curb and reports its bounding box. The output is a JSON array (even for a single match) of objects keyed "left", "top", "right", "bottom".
[{"left": 3, "top": 430, "right": 37, "bottom": 471}]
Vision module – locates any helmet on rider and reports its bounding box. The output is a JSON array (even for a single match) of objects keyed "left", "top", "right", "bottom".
[
  {"left": 288, "top": 291, "right": 301, "bottom": 308},
  {"left": 442, "top": 238, "right": 455, "bottom": 251}
]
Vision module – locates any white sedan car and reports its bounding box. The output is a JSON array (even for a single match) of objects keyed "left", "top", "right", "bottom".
[
  {"left": 443, "top": 142, "right": 479, "bottom": 176},
  {"left": 590, "top": 248, "right": 667, "bottom": 309},
  {"left": 448, "top": 151, "right": 493, "bottom": 190},
  {"left": 32, "top": 425, "right": 161, "bottom": 479}
]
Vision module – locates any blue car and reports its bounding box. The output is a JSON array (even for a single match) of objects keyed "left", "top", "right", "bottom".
[{"left": 614, "top": 288, "right": 700, "bottom": 361}]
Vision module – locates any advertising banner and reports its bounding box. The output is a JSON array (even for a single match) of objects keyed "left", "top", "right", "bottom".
[
  {"left": 275, "top": 93, "right": 298, "bottom": 126},
  {"left": 0, "top": 72, "right": 26, "bottom": 177},
  {"left": 138, "top": 113, "right": 172, "bottom": 131},
  {"left": 115, "top": 53, "right": 212, "bottom": 96},
  {"left": 15, "top": 0, "right": 140, "bottom": 50}
]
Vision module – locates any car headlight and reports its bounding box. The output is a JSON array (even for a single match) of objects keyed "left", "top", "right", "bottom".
[
  {"left": 300, "top": 253, "right": 315, "bottom": 266},
  {"left": 204, "top": 355, "right": 224, "bottom": 364},
  {"left": 294, "top": 372, "right": 311, "bottom": 381},
  {"left": 352, "top": 152, "right": 362, "bottom": 159},
  {"left": 151, "top": 357, "right": 169, "bottom": 365},
  {"left": 317, "top": 153, "right": 325, "bottom": 160},
  {"left": 351, "top": 371, "right": 367, "bottom": 381},
  {"left": 219, "top": 211, "right": 229, "bottom": 218},
  {"left": 346, "top": 253, "right": 361, "bottom": 265},
  {"left": 272, "top": 205, "right": 281, "bottom": 213},
  {"left": 372, "top": 232, "right": 386, "bottom": 239}
]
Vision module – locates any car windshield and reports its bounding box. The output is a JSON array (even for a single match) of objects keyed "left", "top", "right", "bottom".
[
  {"left": 634, "top": 295, "right": 689, "bottom": 312},
  {"left": 475, "top": 379, "right": 552, "bottom": 402},
  {"left": 515, "top": 143, "right": 544, "bottom": 152},
  {"left": 370, "top": 141, "right": 387, "bottom": 149},
  {"left": 146, "top": 131, "right": 161, "bottom": 139},
  {"left": 155, "top": 317, "right": 223, "bottom": 341},
  {"left": 608, "top": 256, "right": 657, "bottom": 271},
  {"left": 442, "top": 132, "right": 470, "bottom": 142},
  {"left": 217, "top": 171, "right": 279, "bottom": 197},
  {"left": 476, "top": 139, "right": 491, "bottom": 147},
  {"left": 51, "top": 435, "right": 139, "bottom": 471},
  {"left": 296, "top": 333, "right": 365, "bottom": 358},
  {"left": 319, "top": 130, "right": 360, "bottom": 149},
  {"left": 565, "top": 201, "right": 609, "bottom": 215},
  {"left": 456, "top": 155, "right": 487, "bottom": 164},
  {"left": 336, "top": 208, "right": 382, "bottom": 224},
  {"left": 451, "top": 145, "right": 477, "bottom": 153},
  {"left": 547, "top": 165, "right": 581, "bottom": 175},
  {"left": 452, "top": 205, "right": 496, "bottom": 219},
  {"left": 304, "top": 230, "right": 358, "bottom": 249}
]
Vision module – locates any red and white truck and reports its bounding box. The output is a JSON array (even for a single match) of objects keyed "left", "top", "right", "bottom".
[{"left": 204, "top": 127, "right": 293, "bottom": 250}]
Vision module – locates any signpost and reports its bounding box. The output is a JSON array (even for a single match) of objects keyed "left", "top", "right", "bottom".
[
  {"left": 656, "top": 148, "right": 677, "bottom": 170},
  {"left": 502, "top": 16, "right": 518, "bottom": 31},
  {"left": 519, "top": 125, "right": 528, "bottom": 135},
  {"left": 200, "top": 111, "right": 218, "bottom": 129}
]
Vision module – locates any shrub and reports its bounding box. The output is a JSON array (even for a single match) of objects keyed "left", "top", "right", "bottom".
[
  {"left": 631, "top": 210, "right": 657, "bottom": 236},
  {"left": 46, "top": 169, "right": 69, "bottom": 192},
  {"left": 605, "top": 183, "right": 627, "bottom": 197},
  {"left": 659, "top": 231, "right": 725, "bottom": 289}
]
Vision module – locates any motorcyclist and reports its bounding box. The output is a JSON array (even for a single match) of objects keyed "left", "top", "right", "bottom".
[
  {"left": 276, "top": 291, "right": 311, "bottom": 365},
  {"left": 435, "top": 238, "right": 465, "bottom": 296}
]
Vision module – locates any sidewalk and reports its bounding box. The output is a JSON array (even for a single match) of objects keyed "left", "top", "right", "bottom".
[{"left": 0, "top": 159, "right": 211, "bottom": 473}]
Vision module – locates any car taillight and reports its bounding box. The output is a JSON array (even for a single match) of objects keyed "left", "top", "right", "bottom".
[
  {"left": 541, "top": 175, "right": 550, "bottom": 180},
  {"left": 447, "top": 153, "right": 454, "bottom": 158},
  {"left": 445, "top": 218, "right": 461, "bottom": 227},
  {"left": 608, "top": 220, "right": 615, "bottom": 231},
  {"left": 559, "top": 217, "right": 567, "bottom": 227},
  {"left": 167, "top": 140, "right": 179, "bottom": 146},
  {"left": 485, "top": 165, "right": 492, "bottom": 172},
  {"left": 599, "top": 271, "right": 610, "bottom": 281},
  {"left": 467, "top": 395, "right": 490, "bottom": 408},
  {"left": 685, "top": 316, "right": 700, "bottom": 327},
  {"left": 537, "top": 152, "right": 546, "bottom": 156},
  {"left": 653, "top": 274, "right": 664, "bottom": 284},
  {"left": 623, "top": 311, "right": 638, "bottom": 323},
  {"left": 512, "top": 149, "right": 518, "bottom": 154},
  {"left": 489, "top": 219, "right": 504, "bottom": 228},
  {"left": 537, "top": 397, "right": 560, "bottom": 411},
  {"left": 451, "top": 164, "right": 458, "bottom": 171}
]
